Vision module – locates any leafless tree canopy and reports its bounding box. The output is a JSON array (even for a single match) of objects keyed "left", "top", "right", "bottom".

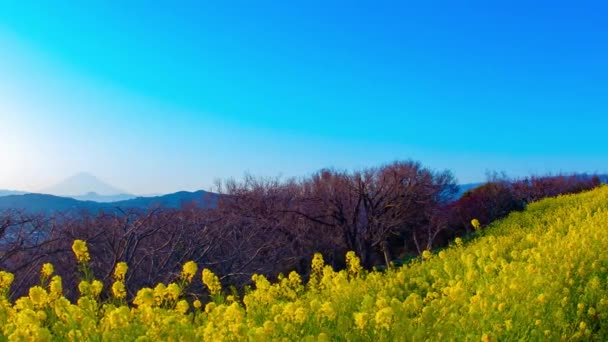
[{"left": 0, "top": 161, "right": 600, "bottom": 300}]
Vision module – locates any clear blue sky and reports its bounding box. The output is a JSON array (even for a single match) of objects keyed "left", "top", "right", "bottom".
[{"left": 1, "top": 1, "right": 606, "bottom": 194}]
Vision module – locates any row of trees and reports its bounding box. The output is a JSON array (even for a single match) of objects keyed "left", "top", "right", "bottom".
[
  {"left": 0, "top": 161, "right": 602, "bottom": 300},
  {"left": 447, "top": 173, "right": 603, "bottom": 236}
]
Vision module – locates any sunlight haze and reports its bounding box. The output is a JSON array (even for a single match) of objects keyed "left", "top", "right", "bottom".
[{"left": 1, "top": 2, "right": 606, "bottom": 194}]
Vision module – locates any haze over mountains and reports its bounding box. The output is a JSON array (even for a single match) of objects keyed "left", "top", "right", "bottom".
[
  {"left": 0, "top": 172, "right": 218, "bottom": 214},
  {"left": 0, "top": 190, "right": 29, "bottom": 197},
  {"left": 0, "top": 190, "right": 218, "bottom": 214},
  {"left": 41, "top": 172, "right": 136, "bottom": 202},
  {"left": 2, "top": 172, "right": 605, "bottom": 215}
]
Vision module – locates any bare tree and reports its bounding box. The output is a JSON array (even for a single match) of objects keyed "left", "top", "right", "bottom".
[{"left": 289, "top": 161, "right": 457, "bottom": 268}]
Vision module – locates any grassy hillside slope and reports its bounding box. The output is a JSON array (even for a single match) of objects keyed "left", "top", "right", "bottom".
[{"left": 1, "top": 186, "right": 608, "bottom": 340}]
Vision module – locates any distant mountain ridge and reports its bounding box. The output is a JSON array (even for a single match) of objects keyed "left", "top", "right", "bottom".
[
  {"left": 0, "top": 194, "right": 108, "bottom": 214},
  {"left": 2, "top": 174, "right": 604, "bottom": 215},
  {"left": 0, "top": 190, "right": 218, "bottom": 215},
  {"left": 0, "top": 171, "right": 217, "bottom": 212},
  {"left": 71, "top": 192, "right": 136, "bottom": 203},
  {"left": 454, "top": 183, "right": 483, "bottom": 199},
  {"left": 0, "top": 190, "right": 29, "bottom": 197},
  {"left": 111, "top": 191, "right": 218, "bottom": 209}
]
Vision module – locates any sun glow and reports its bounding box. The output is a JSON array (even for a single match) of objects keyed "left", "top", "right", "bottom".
[{"left": 0, "top": 114, "right": 29, "bottom": 189}]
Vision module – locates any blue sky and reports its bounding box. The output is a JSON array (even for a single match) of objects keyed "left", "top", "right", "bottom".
[{"left": 1, "top": 1, "right": 606, "bottom": 194}]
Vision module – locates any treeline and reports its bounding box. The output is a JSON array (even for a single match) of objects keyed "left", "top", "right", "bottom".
[{"left": 0, "top": 160, "right": 602, "bottom": 300}]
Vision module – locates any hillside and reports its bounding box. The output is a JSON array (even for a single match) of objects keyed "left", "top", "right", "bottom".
[
  {"left": 1, "top": 186, "right": 608, "bottom": 339},
  {"left": 0, "top": 194, "right": 106, "bottom": 215},
  {"left": 0, "top": 190, "right": 218, "bottom": 214},
  {"left": 111, "top": 190, "right": 218, "bottom": 209},
  {"left": 0, "top": 190, "right": 28, "bottom": 197}
]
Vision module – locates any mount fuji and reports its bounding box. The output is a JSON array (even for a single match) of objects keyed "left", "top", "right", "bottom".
[{"left": 41, "top": 172, "right": 136, "bottom": 202}]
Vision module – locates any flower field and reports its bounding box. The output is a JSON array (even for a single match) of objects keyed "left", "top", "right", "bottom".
[{"left": 2, "top": 186, "right": 608, "bottom": 341}]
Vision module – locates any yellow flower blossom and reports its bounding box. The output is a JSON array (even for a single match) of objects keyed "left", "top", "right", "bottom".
[
  {"left": 91, "top": 280, "right": 103, "bottom": 297},
  {"left": 78, "top": 280, "right": 90, "bottom": 296},
  {"left": 319, "top": 302, "right": 336, "bottom": 321},
  {"left": 175, "top": 300, "right": 189, "bottom": 314},
  {"left": 471, "top": 218, "right": 481, "bottom": 231},
  {"left": 133, "top": 288, "right": 154, "bottom": 307},
  {"left": 1, "top": 189, "right": 608, "bottom": 340},
  {"left": 202, "top": 269, "right": 221, "bottom": 296},
  {"left": 114, "top": 262, "right": 128, "bottom": 281},
  {"left": 288, "top": 271, "right": 302, "bottom": 288},
  {"left": 41, "top": 263, "right": 54, "bottom": 278},
  {"left": 153, "top": 283, "right": 166, "bottom": 305},
  {"left": 28, "top": 286, "right": 48, "bottom": 307},
  {"left": 0, "top": 271, "right": 14, "bottom": 290},
  {"left": 345, "top": 251, "right": 362, "bottom": 276},
  {"left": 71, "top": 239, "right": 90, "bottom": 263},
  {"left": 354, "top": 312, "right": 368, "bottom": 330},
  {"left": 455, "top": 237, "right": 464, "bottom": 247},
  {"left": 205, "top": 302, "right": 216, "bottom": 314},
  {"left": 181, "top": 261, "right": 198, "bottom": 283},
  {"left": 49, "top": 275, "right": 63, "bottom": 298},
  {"left": 311, "top": 253, "right": 324, "bottom": 276},
  {"left": 112, "top": 281, "right": 126, "bottom": 299},
  {"left": 165, "top": 283, "right": 181, "bottom": 301},
  {"left": 375, "top": 307, "right": 394, "bottom": 330}
]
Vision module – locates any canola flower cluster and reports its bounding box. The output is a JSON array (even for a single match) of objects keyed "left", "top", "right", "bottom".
[{"left": 1, "top": 186, "right": 608, "bottom": 340}]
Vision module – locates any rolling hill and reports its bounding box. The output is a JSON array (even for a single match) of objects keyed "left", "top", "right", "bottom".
[
  {"left": 2, "top": 184, "right": 607, "bottom": 339},
  {"left": 0, "top": 190, "right": 29, "bottom": 197},
  {"left": 0, "top": 190, "right": 218, "bottom": 214}
]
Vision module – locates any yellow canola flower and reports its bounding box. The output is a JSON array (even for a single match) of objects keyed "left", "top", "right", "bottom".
[
  {"left": 288, "top": 271, "right": 302, "bottom": 288},
  {"left": 202, "top": 269, "right": 222, "bottom": 296},
  {"left": 41, "top": 263, "right": 54, "bottom": 278},
  {"left": 181, "top": 261, "right": 198, "bottom": 283},
  {"left": 311, "top": 253, "right": 324, "bottom": 276},
  {"left": 294, "top": 307, "right": 307, "bottom": 324},
  {"left": 375, "top": 307, "right": 394, "bottom": 330},
  {"left": 104, "top": 306, "right": 131, "bottom": 330},
  {"left": 49, "top": 275, "right": 63, "bottom": 298},
  {"left": 153, "top": 283, "right": 166, "bottom": 305},
  {"left": 345, "top": 251, "right": 362, "bottom": 276},
  {"left": 114, "top": 262, "right": 128, "bottom": 281},
  {"left": 112, "top": 281, "right": 127, "bottom": 300},
  {"left": 29, "top": 286, "right": 49, "bottom": 307},
  {"left": 455, "top": 237, "right": 464, "bottom": 247},
  {"left": 205, "top": 302, "right": 216, "bottom": 314},
  {"left": 471, "top": 218, "right": 481, "bottom": 231},
  {"left": 165, "top": 283, "right": 182, "bottom": 301},
  {"left": 71, "top": 240, "right": 90, "bottom": 263},
  {"left": 354, "top": 312, "right": 368, "bottom": 330},
  {"left": 91, "top": 280, "right": 104, "bottom": 297},
  {"left": 0, "top": 187, "right": 607, "bottom": 340},
  {"left": 78, "top": 280, "right": 91, "bottom": 296},
  {"left": 133, "top": 287, "right": 155, "bottom": 307},
  {"left": 0, "top": 271, "right": 14, "bottom": 289},
  {"left": 175, "top": 299, "right": 189, "bottom": 314},
  {"left": 319, "top": 302, "right": 336, "bottom": 321}
]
